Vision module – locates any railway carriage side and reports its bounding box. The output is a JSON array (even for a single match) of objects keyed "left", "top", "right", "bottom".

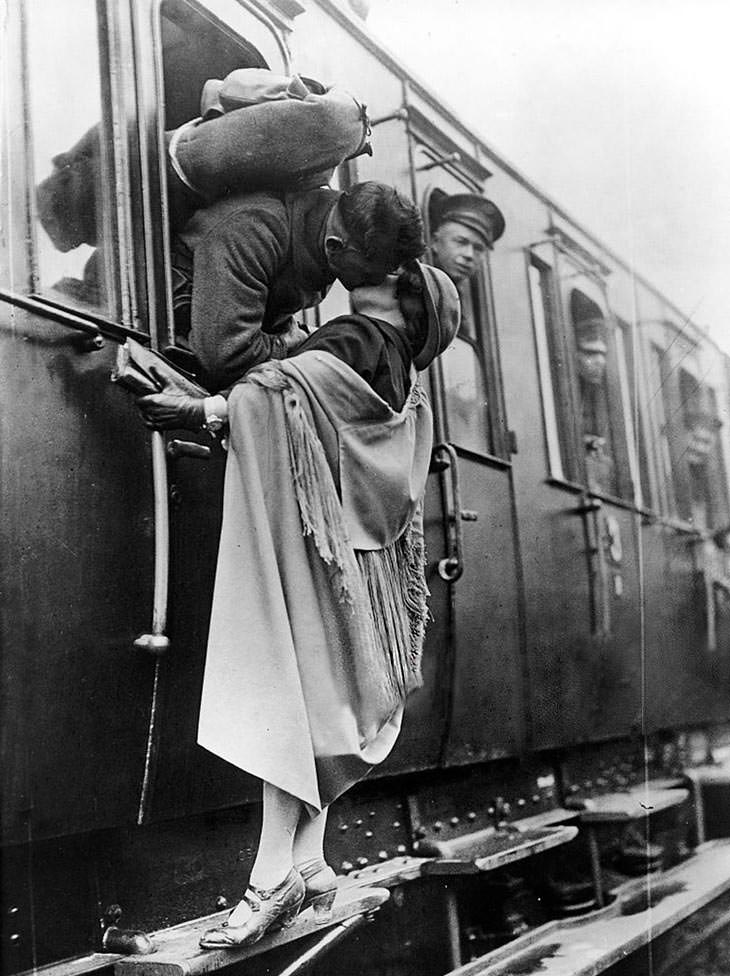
[{"left": 1, "top": 1, "right": 730, "bottom": 975}]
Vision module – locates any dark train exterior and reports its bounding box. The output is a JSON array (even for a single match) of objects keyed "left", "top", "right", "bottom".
[{"left": 2, "top": 1, "right": 730, "bottom": 975}]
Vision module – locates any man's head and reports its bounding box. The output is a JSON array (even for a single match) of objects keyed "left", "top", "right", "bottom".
[
  {"left": 429, "top": 193, "right": 505, "bottom": 283},
  {"left": 575, "top": 320, "right": 608, "bottom": 386},
  {"left": 325, "top": 182, "right": 425, "bottom": 290},
  {"left": 571, "top": 290, "right": 608, "bottom": 386}
]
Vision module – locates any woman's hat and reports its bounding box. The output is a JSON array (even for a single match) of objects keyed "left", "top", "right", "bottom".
[{"left": 413, "top": 262, "right": 462, "bottom": 370}]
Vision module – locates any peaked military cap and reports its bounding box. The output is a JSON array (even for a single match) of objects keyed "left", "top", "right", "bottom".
[{"left": 430, "top": 190, "right": 505, "bottom": 246}]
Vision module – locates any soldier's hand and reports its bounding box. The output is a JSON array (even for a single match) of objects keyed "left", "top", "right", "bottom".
[{"left": 136, "top": 392, "right": 206, "bottom": 430}]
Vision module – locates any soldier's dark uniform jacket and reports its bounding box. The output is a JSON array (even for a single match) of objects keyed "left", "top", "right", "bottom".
[{"left": 172, "top": 187, "right": 339, "bottom": 392}]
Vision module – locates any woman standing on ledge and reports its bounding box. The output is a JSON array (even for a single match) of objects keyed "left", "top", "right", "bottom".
[{"left": 137, "top": 260, "right": 460, "bottom": 948}]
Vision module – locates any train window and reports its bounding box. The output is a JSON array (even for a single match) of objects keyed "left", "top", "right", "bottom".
[
  {"left": 648, "top": 345, "right": 729, "bottom": 528},
  {"left": 650, "top": 344, "right": 679, "bottom": 517},
  {"left": 532, "top": 239, "right": 635, "bottom": 499},
  {"left": 528, "top": 259, "right": 566, "bottom": 480},
  {"left": 675, "top": 369, "right": 727, "bottom": 528},
  {"left": 23, "top": 1, "right": 120, "bottom": 319},
  {"left": 423, "top": 186, "right": 505, "bottom": 458},
  {"left": 617, "top": 318, "right": 650, "bottom": 509},
  {"left": 439, "top": 295, "right": 493, "bottom": 454},
  {"left": 160, "top": 0, "right": 284, "bottom": 130}
]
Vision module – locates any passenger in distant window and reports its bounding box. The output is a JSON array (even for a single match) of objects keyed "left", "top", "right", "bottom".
[
  {"left": 573, "top": 307, "right": 616, "bottom": 492},
  {"left": 170, "top": 180, "right": 425, "bottom": 393},
  {"left": 141, "top": 263, "right": 461, "bottom": 949},
  {"left": 428, "top": 192, "right": 504, "bottom": 284}
]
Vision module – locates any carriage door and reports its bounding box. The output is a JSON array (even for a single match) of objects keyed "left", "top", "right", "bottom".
[
  {"left": 525, "top": 234, "right": 642, "bottom": 746},
  {"left": 391, "top": 130, "right": 525, "bottom": 771},
  {"left": 129, "top": 0, "right": 294, "bottom": 824}
]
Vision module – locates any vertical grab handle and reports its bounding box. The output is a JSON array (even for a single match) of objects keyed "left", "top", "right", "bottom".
[
  {"left": 133, "top": 431, "right": 171, "bottom": 655},
  {"left": 434, "top": 442, "right": 466, "bottom": 583}
]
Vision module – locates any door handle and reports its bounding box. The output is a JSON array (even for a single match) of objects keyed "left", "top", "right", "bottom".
[{"left": 433, "top": 442, "right": 469, "bottom": 583}]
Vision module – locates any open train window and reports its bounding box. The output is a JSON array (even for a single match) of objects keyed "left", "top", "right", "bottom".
[
  {"left": 158, "top": 0, "right": 288, "bottom": 348},
  {"left": 18, "top": 1, "right": 123, "bottom": 321},
  {"left": 422, "top": 185, "right": 507, "bottom": 459},
  {"left": 528, "top": 241, "right": 633, "bottom": 499},
  {"left": 672, "top": 366, "right": 727, "bottom": 528},
  {"left": 646, "top": 338, "right": 728, "bottom": 529},
  {"left": 160, "top": 0, "right": 282, "bottom": 129}
]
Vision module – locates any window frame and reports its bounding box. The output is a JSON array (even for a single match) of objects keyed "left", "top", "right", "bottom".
[
  {"left": 147, "top": 0, "right": 290, "bottom": 351},
  {"left": 528, "top": 236, "right": 637, "bottom": 502},
  {"left": 7, "top": 0, "right": 142, "bottom": 336},
  {"left": 418, "top": 178, "right": 510, "bottom": 463}
]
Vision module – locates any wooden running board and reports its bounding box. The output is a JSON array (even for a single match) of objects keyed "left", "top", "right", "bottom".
[
  {"left": 114, "top": 885, "right": 388, "bottom": 976},
  {"left": 444, "top": 839, "right": 730, "bottom": 976}
]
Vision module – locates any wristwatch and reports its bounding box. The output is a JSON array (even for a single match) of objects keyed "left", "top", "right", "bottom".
[
  {"left": 203, "top": 413, "right": 225, "bottom": 435},
  {"left": 202, "top": 395, "right": 228, "bottom": 435}
]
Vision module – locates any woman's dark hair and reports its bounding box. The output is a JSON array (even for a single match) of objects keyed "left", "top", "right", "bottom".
[
  {"left": 396, "top": 260, "right": 428, "bottom": 359},
  {"left": 339, "top": 182, "right": 425, "bottom": 270}
]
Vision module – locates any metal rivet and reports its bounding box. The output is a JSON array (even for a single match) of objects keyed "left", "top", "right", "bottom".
[
  {"left": 449, "top": 816, "right": 460, "bottom": 826},
  {"left": 215, "top": 896, "right": 229, "bottom": 910},
  {"left": 517, "top": 798, "right": 526, "bottom": 808},
  {"left": 341, "top": 860, "right": 354, "bottom": 873},
  {"left": 570, "top": 784, "right": 580, "bottom": 794},
  {"left": 7, "top": 907, "right": 19, "bottom": 916},
  {"left": 9, "top": 934, "right": 20, "bottom": 943},
  {"left": 357, "top": 857, "right": 369, "bottom": 867},
  {"left": 396, "top": 844, "right": 407, "bottom": 854},
  {"left": 532, "top": 795, "right": 540, "bottom": 804},
  {"left": 378, "top": 850, "right": 388, "bottom": 861},
  {"left": 393, "top": 821, "right": 401, "bottom": 829},
  {"left": 339, "top": 824, "right": 348, "bottom": 833},
  {"left": 433, "top": 821, "right": 443, "bottom": 832},
  {"left": 487, "top": 807, "right": 495, "bottom": 817},
  {"left": 355, "top": 819, "right": 363, "bottom": 827},
  {"left": 467, "top": 811, "right": 477, "bottom": 821},
  {"left": 369, "top": 811, "right": 376, "bottom": 818},
  {"left": 365, "top": 830, "right": 374, "bottom": 838}
]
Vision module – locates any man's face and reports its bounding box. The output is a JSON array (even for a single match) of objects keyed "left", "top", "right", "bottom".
[
  {"left": 430, "top": 220, "right": 486, "bottom": 283},
  {"left": 325, "top": 239, "right": 390, "bottom": 290},
  {"left": 576, "top": 339, "right": 608, "bottom": 386}
]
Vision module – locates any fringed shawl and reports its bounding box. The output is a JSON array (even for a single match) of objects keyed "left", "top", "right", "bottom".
[{"left": 198, "top": 351, "right": 433, "bottom": 811}]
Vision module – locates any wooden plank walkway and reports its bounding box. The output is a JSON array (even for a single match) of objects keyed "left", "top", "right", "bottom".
[
  {"left": 444, "top": 839, "right": 730, "bottom": 976},
  {"left": 114, "top": 885, "right": 388, "bottom": 976}
]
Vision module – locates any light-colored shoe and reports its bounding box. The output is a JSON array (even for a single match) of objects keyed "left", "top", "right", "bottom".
[
  {"left": 299, "top": 859, "right": 338, "bottom": 924},
  {"left": 199, "top": 868, "right": 305, "bottom": 949}
]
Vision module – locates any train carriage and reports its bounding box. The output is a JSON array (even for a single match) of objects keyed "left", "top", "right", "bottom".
[{"left": 2, "top": 1, "right": 730, "bottom": 974}]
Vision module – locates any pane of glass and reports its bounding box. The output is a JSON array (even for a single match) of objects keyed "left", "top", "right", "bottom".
[
  {"left": 26, "top": 0, "right": 116, "bottom": 317},
  {"left": 529, "top": 262, "right": 564, "bottom": 479},
  {"left": 442, "top": 336, "right": 491, "bottom": 453},
  {"left": 615, "top": 326, "right": 641, "bottom": 505},
  {"left": 651, "top": 345, "right": 677, "bottom": 517}
]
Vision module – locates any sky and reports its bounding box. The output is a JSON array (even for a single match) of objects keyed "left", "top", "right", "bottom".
[{"left": 367, "top": 0, "right": 730, "bottom": 352}]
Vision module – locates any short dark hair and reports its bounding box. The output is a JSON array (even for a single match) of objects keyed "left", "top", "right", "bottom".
[{"left": 338, "top": 182, "right": 425, "bottom": 270}]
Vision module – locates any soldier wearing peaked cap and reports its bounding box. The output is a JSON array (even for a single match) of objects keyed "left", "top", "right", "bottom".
[{"left": 429, "top": 191, "right": 505, "bottom": 284}]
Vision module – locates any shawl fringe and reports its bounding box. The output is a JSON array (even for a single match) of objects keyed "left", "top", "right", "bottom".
[{"left": 247, "top": 361, "right": 429, "bottom": 705}]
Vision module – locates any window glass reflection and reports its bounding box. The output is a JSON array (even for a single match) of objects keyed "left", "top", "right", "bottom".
[
  {"left": 442, "top": 336, "right": 490, "bottom": 454},
  {"left": 26, "top": 0, "right": 115, "bottom": 315}
]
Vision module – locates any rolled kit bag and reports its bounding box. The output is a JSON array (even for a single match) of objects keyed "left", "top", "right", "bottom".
[{"left": 167, "top": 68, "right": 371, "bottom": 212}]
